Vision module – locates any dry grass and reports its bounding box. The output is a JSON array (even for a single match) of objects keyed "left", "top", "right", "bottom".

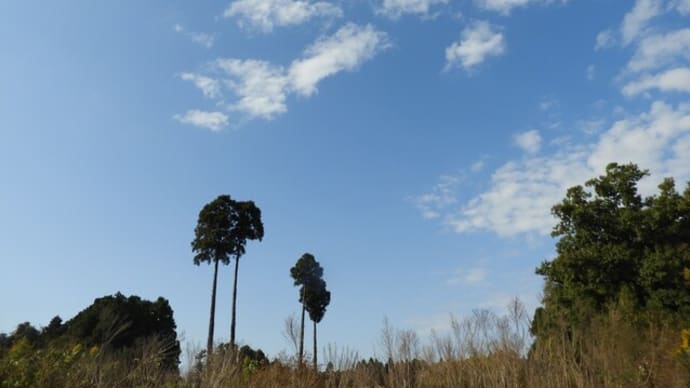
[{"left": 3, "top": 298, "right": 689, "bottom": 387}]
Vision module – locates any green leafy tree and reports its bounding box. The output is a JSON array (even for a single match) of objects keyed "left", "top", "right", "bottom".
[
  {"left": 534, "top": 163, "right": 690, "bottom": 337},
  {"left": 290, "top": 253, "right": 323, "bottom": 365},
  {"left": 305, "top": 278, "right": 330, "bottom": 370},
  {"left": 192, "top": 195, "right": 264, "bottom": 353}
]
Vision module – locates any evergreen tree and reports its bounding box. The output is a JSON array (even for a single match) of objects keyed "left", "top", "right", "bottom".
[
  {"left": 290, "top": 253, "right": 323, "bottom": 366},
  {"left": 192, "top": 195, "right": 264, "bottom": 354}
]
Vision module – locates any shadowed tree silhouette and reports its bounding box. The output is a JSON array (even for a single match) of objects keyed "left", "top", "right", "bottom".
[
  {"left": 192, "top": 195, "right": 264, "bottom": 354},
  {"left": 305, "top": 277, "right": 330, "bottom": 370},
  {"left": 290, "top": 253, "right": 323, "bottom": 366}
]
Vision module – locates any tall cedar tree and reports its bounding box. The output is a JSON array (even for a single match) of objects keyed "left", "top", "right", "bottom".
[
  {"left": 304, "top": 277, "right": 330, "bottom": 370},
  {"left": 290, "top": 253, "right": 324, "bottom": 366},
  {"left": 192, "top": 195, "right": 264, "bottom": 354},
  {"left": 534, "top": 163, "right": 690, "bottom": 337}
]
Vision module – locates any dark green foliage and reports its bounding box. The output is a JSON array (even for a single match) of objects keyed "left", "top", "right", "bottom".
[
  {"left": 43, "top": 316, "right": 66, "bottom": 341},
  {"left": 192, "top": 194, "right": 264, "bottom": 351},
  {"left": 535, "top": 163, "right": 690, "bottom": 336},
  {"left": 290, "top": 253, "right": 331, "bottom": 368},
  {"left": 238, "top": 344, "right": 268, "bottom": 366},
  {"left": 290, "top": 253, "right": 330, "bottom": 322},
  {"left": 191, "top": 195, "right": 264, "bottom": 266},
  {"left": 290, "top": 253, "right": 324, "bottom": 293},
  {"left": 0, "top": 334, "right": 9, "bottom": 356},
  {"left": 0, "top": 293, "right": 181, "bottom": 376},
  {"left": 13, "top": 322, "right": 41, "bottom": 345},
  {"left": 304, "top": 278, "right": 331, "bottom": 324},
  {"left": 290, "top": 253, "right": 323, "bottom": 364},
  {"left": 64, "top": 292, "right": 180, "bottom": 369}
]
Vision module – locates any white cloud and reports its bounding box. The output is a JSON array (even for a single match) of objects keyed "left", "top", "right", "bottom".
[
  {"left": 595, "top": 29, "right": 616, "bottom": 50},
  {"left": 414, "top": 175, "right": 462, "bottom": 219},
  {"left": 378, "top": 0, "right": 448, "bottom": 18},
  {"left": 447, "top": 267, "right": 487, "bottom": 286},
  {"left": 216, "top": 59, "right": 289, "bottom": 119},
  {"left": 179, "top": 73, "right": 221, "bottom": 98},
  {"left": 203, "top": 24, "right": 388, "bottom": 120},
  {"left": 470, "top": 160, "right": 486, "bottom": 172},
  {"left": 289, "top": 23, "right": 390, "bottom": 96},
  {"left": 587, "top": 102, "right": 690, "bottom": 185},
  {"left": 475, "top": 0, "right": 534, "bottom": 14},
  {"left": 621, "top": 0, "right": 662, "bottom": 45},
  {"left": 587, "top": 64, "right": 596, "bottom": 80},
  {"left": 223, "top": 0, "right": 342, "bottom": 32},
  {"left": 513, "top": 130, "right": 541, "bottom": 153},
  {"left": 443, "top": 101, "right": 690, "bottom": 237},
  {"left": 174, "top": 24, "right": 214, "bottom": 48},
  {"left": 189, "top": 32, "right": 214, "bottom": 49},
  {"left": 623, "top": 67, "right": 690, "bottom": 96},
  {"left": 539, "top": 97, "right": 559, "bottom": 111},
  {"left": 627, "top": 28, "right": 690, "bottom": 73},
  {"left": 445, "top": 21, "right": 505, "bottom": 71},
  {"left": 578, "top": 119, "right": 606, "bottom": 135},
  {"left": 174, "top": 110, "right": 229, "bottom": 131},
  {"left": 674, "top": 0, "right": 690, "bottom": 14},
  {"left": 475, "top": 0, "right": 567, "bottom": 14}
]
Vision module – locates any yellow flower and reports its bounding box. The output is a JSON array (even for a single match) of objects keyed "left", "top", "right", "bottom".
[
  {"left": 89, "top": 346, "right": 99, "bottom": 356},
  {"left": 71, "top": 344, "right": 83, "bottom": 355},
  {"left": 680, "top": 329, "right": 690, "bottom": 355}
]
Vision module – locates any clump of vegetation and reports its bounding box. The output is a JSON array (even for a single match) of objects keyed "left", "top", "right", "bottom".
[{"left": 0, "top": 293, "right": 181, "bottom": 387}]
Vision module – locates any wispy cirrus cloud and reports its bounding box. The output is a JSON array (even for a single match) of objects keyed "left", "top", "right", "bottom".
[
  {"left": 179, "top": 73, "right": 222, "bottom": 99},
  {"left": 173, "top": 110, "right": 229, "bottom": 131},
  {"left": 674, "top": 0, "right": 690, "bottom": 14},
  {"left": 223, "top": 0, "right": 342, "bottom": 33},
  {"left": 621, "top": 0, "right": 662, "bottom": 45},
  {"left": 216, "top": 59, "right": 289, "bottom": 119},
  {"left": 445, "top": 21, "right": 505, "bottom": 72},
  {"left": 626, "top": 28, "right": 690, "bottom": 73},
  {"left": 513, "top": 130, "right": 541, "bottom": 154},
  {"left": 175, "top": 23, "right": 389, "bottom": 127},
  {"left": 378, "top": 0, "right": 449, "bottom": 18},
  {"left": 174, "top": 24, "right": 215, "bottom": 48},
  {"left": 414, "top": 175, "right": 462, "bottom": 220},
  {"left": 289, "top": 23, "right": 390, "bottom": 96},
  {"left": 593, "top": 2, "right": 690, "bottom": 100},
  {"left": 446, "top": 267, "right": 487, "bottom": 286},
  {"left": 474, "top": 0, "right": 566, "bottom": 15},
  {"left": 418, "top": 101, "right": 690, "bottom": 237},
  {"left": 623, "top": 67, "right": 690, "bottom": 96},
  {"left": 595, "top": 29, "right": 616, "bottom": 50}
]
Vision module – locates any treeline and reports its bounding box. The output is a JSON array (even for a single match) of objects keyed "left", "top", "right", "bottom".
[
  {"left": 2, "top": 163, "right": 690, "bottom": 387},
  {"left": 0, "top": 293, "right": 180, "bottom": 386}
]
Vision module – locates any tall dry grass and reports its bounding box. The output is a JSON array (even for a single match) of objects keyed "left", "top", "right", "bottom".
[{"left": 3, "top": 298, "right": 689, "bottom": 387}]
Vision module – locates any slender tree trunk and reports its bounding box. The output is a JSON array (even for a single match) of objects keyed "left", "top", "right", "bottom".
[
  {"left": 230, "top": 256, "right": 240, "bottom": 349},
  {"left": 207, "top": 259, "right": 219, "bottom": 356},
  {"left": 299, "top": 302, "right": 305, "bottom": 366},
  {"left": 313, "top": 320, "right": 317, "bottom": 370}
]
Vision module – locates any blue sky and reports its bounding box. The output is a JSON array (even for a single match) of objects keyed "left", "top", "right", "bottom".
[{"left": 2, "top": 0, "right": 690, "bottom": 362}]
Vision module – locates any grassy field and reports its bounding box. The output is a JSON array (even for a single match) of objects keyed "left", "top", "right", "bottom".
[{"left": 3, "top": 299, "right": 689, "bottom": 388}]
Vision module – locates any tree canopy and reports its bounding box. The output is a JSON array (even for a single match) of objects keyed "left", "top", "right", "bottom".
[
  {"left": 192, "top": 195, "right": 264, "bottom": 266},
  {"left": 534, "top": 163, "right": 690, "bottom": 335}
]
